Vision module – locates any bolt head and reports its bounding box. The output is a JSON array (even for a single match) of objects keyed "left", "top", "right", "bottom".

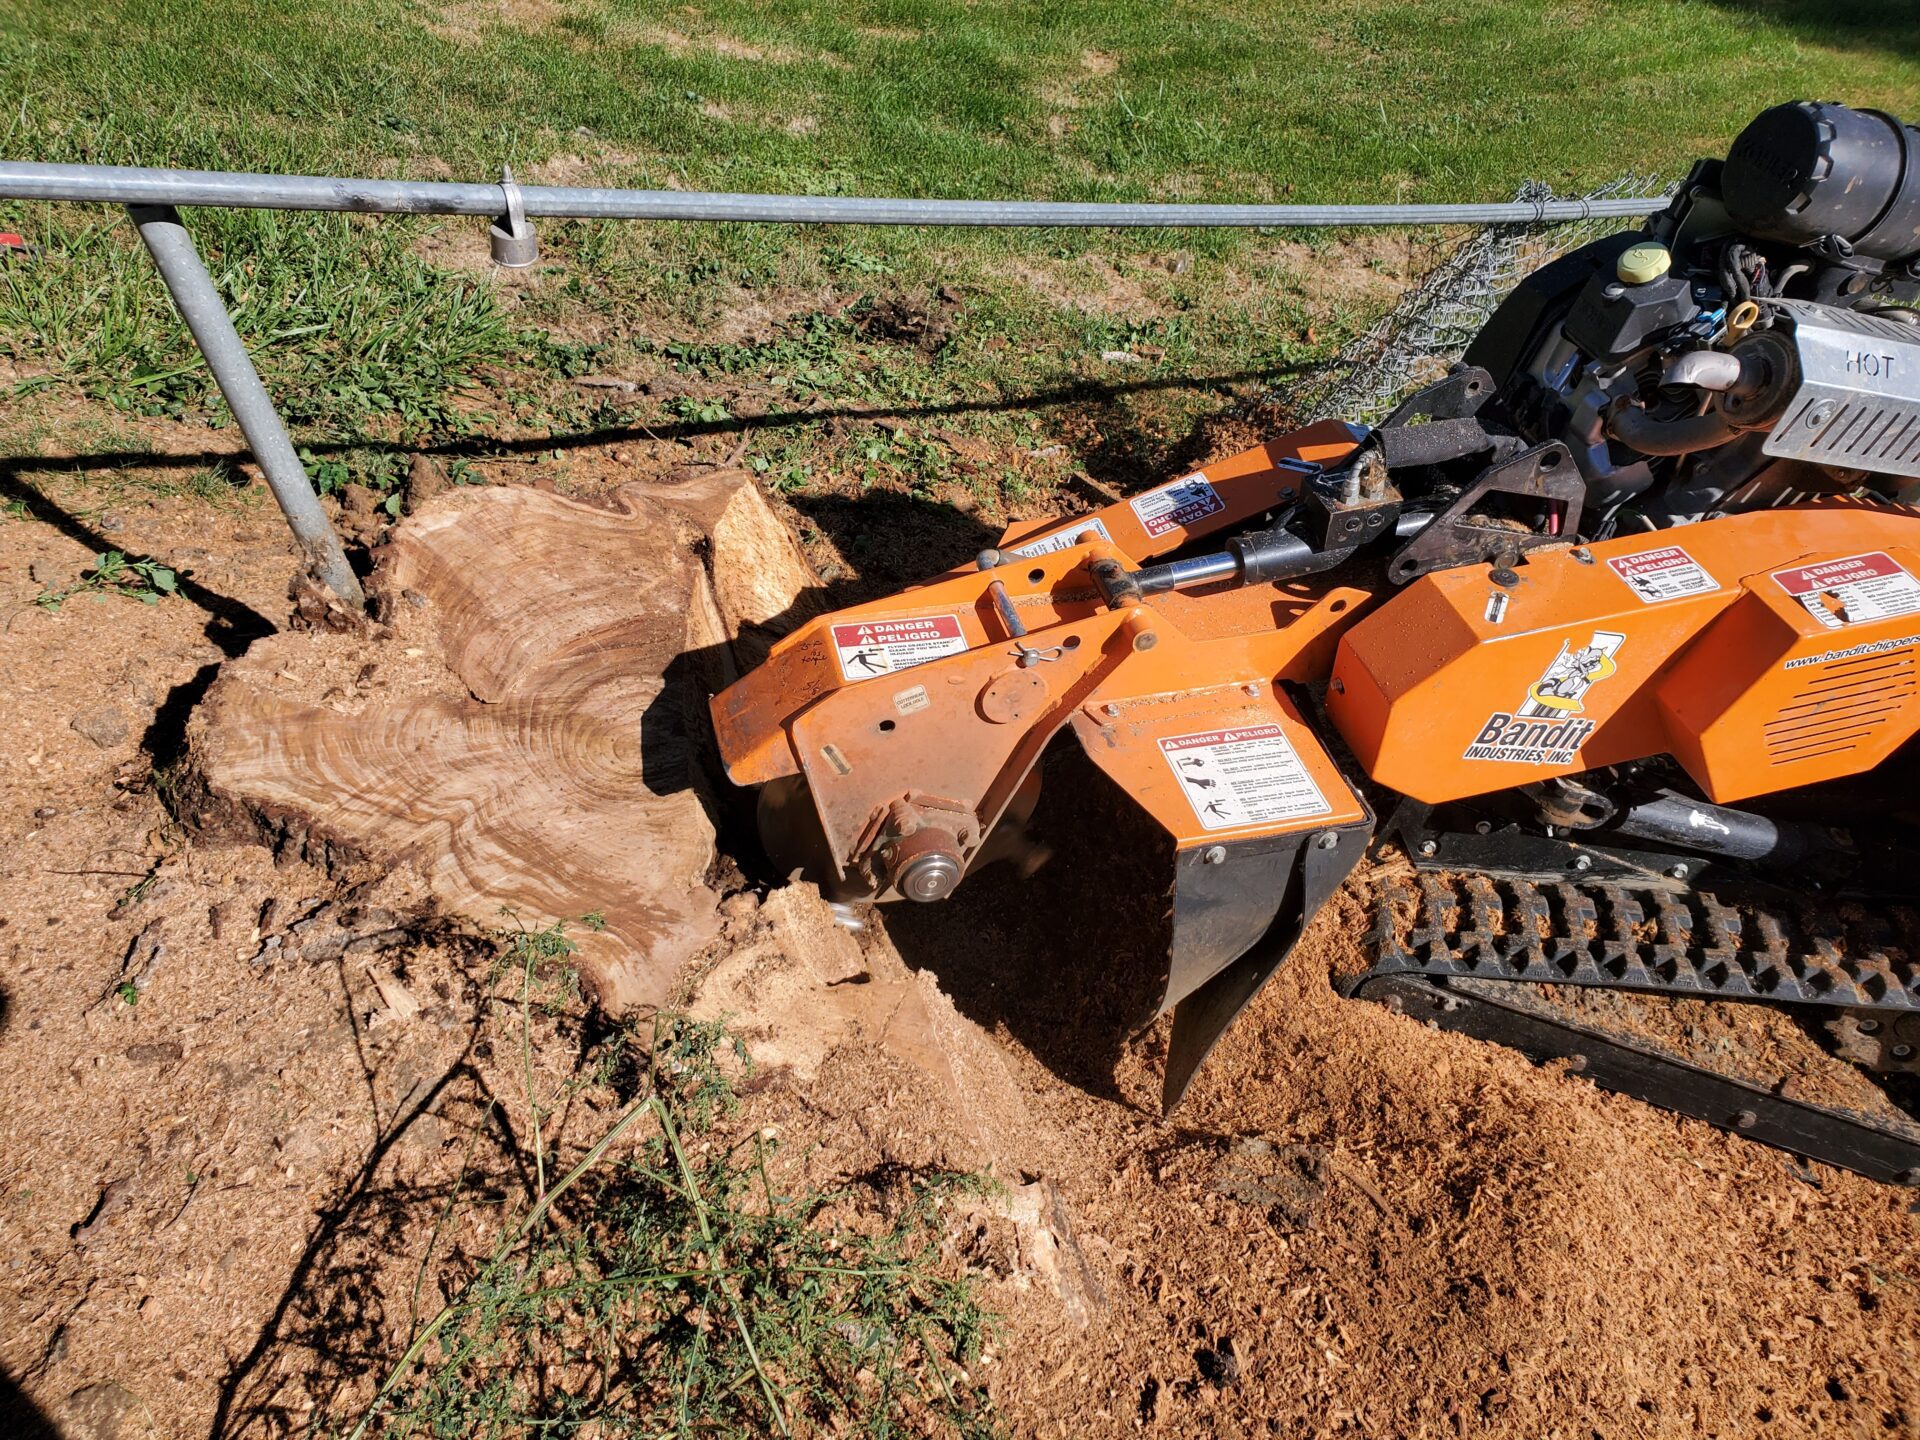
[
  {"left": 1668, "top": 863, "right": 1690, "bottom": 880},
  {"left": 1571, "top": 854, "right": 1593, "bottom": 872},
  {"left": 1893, "top": 1044, "right": 1915, "bottom": 1060},
  {"left": 1418, "top": 839, "right": 1438, "bottom": 857},
  {"left": 1102, "top": 702, "right": 1121, "bottom": 718},
  {"left": 1202, "top": 845, "right": 1228, "bottom": 865},
  {"left": 1734, "top": 1109, "right": 1758, "bottom": 1130},
  {"left": 1315, "top": 832, "right": 1339, "bottom": 850}
]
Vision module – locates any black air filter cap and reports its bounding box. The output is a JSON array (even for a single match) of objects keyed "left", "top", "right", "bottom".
[{"left": 1723, "top": 101, "right": 1920, "bottom": 263}]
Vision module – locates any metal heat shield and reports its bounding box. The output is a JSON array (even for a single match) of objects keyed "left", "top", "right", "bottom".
[{"left": 1765, "top": 299, "right": 1920, "bottom": 479}]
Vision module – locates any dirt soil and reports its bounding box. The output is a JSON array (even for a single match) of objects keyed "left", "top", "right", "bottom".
[{"left": 3, "top": 429, "right": 1919, "bottom": 1440}]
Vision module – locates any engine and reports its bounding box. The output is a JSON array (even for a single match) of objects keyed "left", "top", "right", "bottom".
[{"left": 1467, "top": 101, "right": 1920, "bottom": 534}]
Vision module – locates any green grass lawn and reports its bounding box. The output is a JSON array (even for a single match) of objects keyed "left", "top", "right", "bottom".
[
  {"left": 1, "top": 0, "right": 1917, "bottom": 574},
  {"left": 10, "top": 1, "right": 1918, "bottom": 203}
]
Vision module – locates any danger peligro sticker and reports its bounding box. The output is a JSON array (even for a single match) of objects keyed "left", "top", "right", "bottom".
[
  {"left": 1608, "top": 545, "right": 1719, "bottom": 603},
  {"left": 1159, "top": 724, "right": 1331, "bottom": 832},
  {"left": 831, "top": 615, "right": 968, "bottom": 680},
  {"left": 1772, "top": 552, "right": 1920, "bottom": 630},
  {"left": 1130, "top": 474, "right": 1223, "bottom": 538}
]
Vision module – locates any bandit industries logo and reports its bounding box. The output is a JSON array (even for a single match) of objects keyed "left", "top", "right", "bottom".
[{"left": 1465, "top": 630, "right": 1627, "bottom": 765}]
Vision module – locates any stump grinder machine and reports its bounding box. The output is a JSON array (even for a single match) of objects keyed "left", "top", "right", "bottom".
[{"left": 713, "top": 102, "right": 1920, "bottom": 1185}]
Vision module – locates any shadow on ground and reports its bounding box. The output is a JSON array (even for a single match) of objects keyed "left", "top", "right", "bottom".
[
  {"left": 0, "top": 1365, "right": 61, "bottom": 1439},
  {"left": 883, "top": 745, "right": 1180, "bottom": 1108},
  {"left": 1705, "top": 1, "right": 1920, "bottom": 57},
  {"left": 0, "top": 465, "right": 276, "bottom": 769},
  {"left": 0, "top": 364, "right": 1310, "bottom": 487}
]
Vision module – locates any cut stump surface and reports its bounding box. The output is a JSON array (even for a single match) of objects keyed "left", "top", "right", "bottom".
[{"left": 185, "top": 472, "right": 816, "bottom": 1005}]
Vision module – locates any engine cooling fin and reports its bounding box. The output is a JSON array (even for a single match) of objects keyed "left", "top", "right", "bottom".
[{"left": 1349, "top": 872, "right": 1920, "bottom": 1186}]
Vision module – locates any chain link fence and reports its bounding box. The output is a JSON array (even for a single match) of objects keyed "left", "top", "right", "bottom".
[{"left": 1278, "top": 174, "right": 1675, "bottom": 425}]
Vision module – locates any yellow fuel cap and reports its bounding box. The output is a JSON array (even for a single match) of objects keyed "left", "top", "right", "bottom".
[{"left": 1617, "top": 240, "right": 1672, "bottom": 285}]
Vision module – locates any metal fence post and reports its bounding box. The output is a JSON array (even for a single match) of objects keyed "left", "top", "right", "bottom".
[{"left": 126, "top": 203, "right": 365, "bottom": 609}]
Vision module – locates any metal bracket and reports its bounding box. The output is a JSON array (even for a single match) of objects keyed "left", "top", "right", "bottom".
[
  {"left": 1387, "top": 441, "right": 1585, "bottom": 584},
  {"left": 490, "top": 167, "right": 539, "bottom": 268},
  {"left": 1382, "top": 364, "right": 1496, "bottom": 425}
]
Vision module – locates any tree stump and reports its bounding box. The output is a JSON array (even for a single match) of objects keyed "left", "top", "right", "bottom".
[{"left": 184, "top": 472, "right": 817, "bottom": 1006}]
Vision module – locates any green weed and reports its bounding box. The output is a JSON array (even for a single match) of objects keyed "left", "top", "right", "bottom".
[
  {"left": 667, "top": 394, "right": 735, "bottom": 425},
  {"left": 34, "top": 549, "right": 178, "bottom": 610},
  {"left": 346, "top": 1010, "right": 1000, "bottom": 1440}
]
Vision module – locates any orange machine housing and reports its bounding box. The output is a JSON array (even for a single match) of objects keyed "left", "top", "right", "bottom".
[{"left": 1328, "top": 503, "right": 1920, "bottom": 806}]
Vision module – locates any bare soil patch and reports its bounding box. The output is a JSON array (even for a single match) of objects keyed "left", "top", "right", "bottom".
[
  {"left": 429, "top": 0, "right": 564, "bottom": 44},
  {"left": 629, "top": 24, "right": 804, "bottom": 65}
]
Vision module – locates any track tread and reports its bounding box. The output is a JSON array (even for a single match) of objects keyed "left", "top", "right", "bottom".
[{"left": 1367, "top": 874, "right": 1920, "bottom": 1012}]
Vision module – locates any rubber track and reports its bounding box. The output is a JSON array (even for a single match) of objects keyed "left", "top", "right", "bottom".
[{"left": 1365, "top": 873, "right": 1920, "bottom": 1012}]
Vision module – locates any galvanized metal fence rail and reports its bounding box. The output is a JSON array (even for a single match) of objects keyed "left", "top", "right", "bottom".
[{"left": 0, "top": 160, "right": 1672, "bottom": 607}]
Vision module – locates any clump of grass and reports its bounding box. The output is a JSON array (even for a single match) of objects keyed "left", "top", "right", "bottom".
[
  {"left": 346, "top": 926, "right": 1000, "bottom": 1440},
  {"left": 34, "top": 548, "right": 178, "bottom": 609}
]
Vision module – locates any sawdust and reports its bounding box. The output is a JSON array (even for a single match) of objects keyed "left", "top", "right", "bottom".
[
  {"left": 693, "top": 885, "right": 1040, "bottom": 1174},
  {"left": 869, "top": 756, "right": 1920, "bottom": 1437},
  {"left": 1515, "top": 981, "right": 1920, "bottom": 1131}
]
